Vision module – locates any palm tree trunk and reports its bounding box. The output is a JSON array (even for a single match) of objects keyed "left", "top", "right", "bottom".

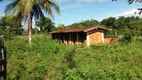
[{"left": 28, "top": 12, "right": 32, "bottom": 43}]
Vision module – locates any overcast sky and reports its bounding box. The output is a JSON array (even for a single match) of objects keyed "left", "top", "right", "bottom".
[{"left": 0, "top": 0, "right": 142, "bottom": 26}]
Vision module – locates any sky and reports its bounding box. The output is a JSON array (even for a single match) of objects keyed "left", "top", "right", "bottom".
[{"left": 0, "top": 0, "right": 142, "bottom": 27}]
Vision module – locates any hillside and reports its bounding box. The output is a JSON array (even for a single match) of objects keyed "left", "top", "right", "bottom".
[{"left": 6, "top": 35, "right": 142, "bottom": 80}]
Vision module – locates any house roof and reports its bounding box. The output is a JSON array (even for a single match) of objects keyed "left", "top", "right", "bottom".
[{"left": 51, "top": 26, "right": 110, "bottom": 34}]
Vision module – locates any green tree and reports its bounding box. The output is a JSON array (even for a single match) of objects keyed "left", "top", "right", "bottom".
[
  {"left": 101, "top": 17, "right": 116, "bottom": 28},
  {"left": 0, "top": 16, "right": 22, "bottom": 28},
  {"left": 67, "top": 19, "right": 99, "bottom": 28},
  {"left": 80, "top": 19, "right": 98, "bottom": 27},
  {"left": 5, "top": 0, "right": 60, "bottom": 43},
  {"left": 0, "top": 16, "right": 23, "bottom": 39},
  {"left": 115, "top": 16, "right": 126, "bottom": 30},
  {"left": 36, "top": 17, "right": 55, "bottom": 33},
  {"left": 56, "top": 24, "right": 66, "bottom": 30}
]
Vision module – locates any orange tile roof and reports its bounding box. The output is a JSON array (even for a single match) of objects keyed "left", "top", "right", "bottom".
[{"left": 51, "top": 26, "right": 109, "bottom": 33}]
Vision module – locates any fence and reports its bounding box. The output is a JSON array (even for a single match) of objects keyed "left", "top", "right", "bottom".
[{"left": 0, "top": 36, "right": 6, "bottom": 80}]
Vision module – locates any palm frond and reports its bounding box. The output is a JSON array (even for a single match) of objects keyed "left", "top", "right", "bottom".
[
  {"left": 23, "top": 0, "right": 34, "bottom": 16},
  {"left": 39, "top": 0, "right": 60, "bottom": 18},
  {"left": 5, "top": 0, "right": 20, "bottom": 14},
  {"left": 32, "top": 4, "right": 44, "bottom": 20},
  {"left": 48, "top": 0, "right": 60, "bottom": 15}
]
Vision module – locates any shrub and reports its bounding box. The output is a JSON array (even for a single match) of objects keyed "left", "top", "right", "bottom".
[
  {"left": 119, "top": 33, "right": 132, "bottom": 43},
  {"left": 6, "top": 35, "right": 142, "bottom": 80}
]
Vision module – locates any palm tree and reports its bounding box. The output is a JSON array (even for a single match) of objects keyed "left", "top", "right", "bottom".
[{"left": 4, "top": 0, "right": 60, "bottom": 43}]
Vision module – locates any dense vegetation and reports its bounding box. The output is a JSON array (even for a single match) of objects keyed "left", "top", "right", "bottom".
[
  {"left": 6, "top": 35, "right": 70, "bottom": 80},
  {"left": 57, "top": 16, "right": 142, "bottom": 37},
  {"left": 1, "top": 0, "right": 142, "bottom": 80},
  {"left": 3, "top": 0, "right": 60, "bottom": 43},
  {"left": 1, "top": 12, "right": 142, "bottom": 79},
  {"left": 0, "top": 16, "right": 23, "bottom": 40},
  {"left": 5, "top": 35, "right": 142, "bottom": 80},
  {"left": 1, "top": 16, "right": 142, "bottom": 39},
  {"left": 100, "top": 16, "right": 142, "bottom": 36},
  {"left": 36, "top": 17, "right": 56, "bottom": 33}
]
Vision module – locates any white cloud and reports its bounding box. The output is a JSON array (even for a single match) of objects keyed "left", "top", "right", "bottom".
[
  {"left": 97, "top": 9, "right": 142, "bottom": 22},
  {"left": 115, "top": 8, "right": 141, "bottom": 18},
  {"left": 76, "top": 0, "right": 107, "bottom": 3}
]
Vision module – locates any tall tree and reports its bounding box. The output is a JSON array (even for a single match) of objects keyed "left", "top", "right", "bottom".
[
  {"left": 4, "top": 0, "right": 60, "bottom": 43},
  {"left": 56, "top": 24, "right": 66, "bottom": 30},
  {"left": 36, "top": 17, "right": 55, "bottom": 32},
  {"left": 101, "top": 17, "right": 116, "bottom": 28}
]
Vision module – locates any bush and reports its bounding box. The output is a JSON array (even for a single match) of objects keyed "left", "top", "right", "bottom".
[
  {"left": 119, "top": 33, "right": 132, "bottom": 43},
  {"left": 0, "top": 26, "right": 23, "bottom": 40},
  {"left": 6, "top": 35, "right": 142, "bottom": 80},
  {"left": 6, "top": 35, "right": 70, "bottom": 80}
]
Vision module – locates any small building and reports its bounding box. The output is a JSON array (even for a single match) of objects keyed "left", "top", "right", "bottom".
[{"left": 51, "top": 26, "right": 116, "bottom": 46}]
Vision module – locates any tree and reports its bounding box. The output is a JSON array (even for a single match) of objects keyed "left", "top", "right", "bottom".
[
  {"left": 0, "top": 16, "right": 22, "bottom": 28},
  {"left": 56, "top": 24, "right": 66, "bottom": 30},
  {"left": 101, "top": 17, "right": 116, "bottom": 28},
  {"left": 0, "top": 16, "right": 23, "bottom": 39},
  {"left": 80, "top": 19, "right": 98, "bottom": 27},
  {"left": 36, "top": 17, "right": 55, "bottom": 33},
  {"left": 5, "top": 0, "right": 60, "bottom": 43},
  {"left": 67, "top": 19, "right": 99, "bottom": 28}
]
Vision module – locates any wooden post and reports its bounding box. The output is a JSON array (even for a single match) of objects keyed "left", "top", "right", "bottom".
[
  {"left": 68, "top": 33, "right": 72, "bottom": 45},
  {"left": 0, "top": 37, "right": 6, "bottom": 80},
  {"left": 2, "top": 46, "right": 6, "bottom": 80},
  {"left": 59, "top": 34, "right": 62, "bottom": 43},
  {"left": 76, "top": 32, "right": 79, "bottom": 44},
  {"left": 87, "top": 33, "right": 90, "bottom": 46},
  {"left": 102, "top": 31, "right": 104, "bottom": 43},
  {"left": 63, "top": 34, "right": 67, "bottom": 44},
  {"left": 59, "top": 33, "right": 60, "bottom": 40}
]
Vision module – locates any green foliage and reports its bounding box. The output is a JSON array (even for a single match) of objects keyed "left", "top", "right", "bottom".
[
  {"left": 67, "top": 19, "right": 99, "bottom": 28},
  {"left": 101, "top": 17, "right": 116, "bottom": 28},
  {"left": 62, "top": 42, "right": 142, "bottom": 80},
  {"left": 6, "top": 35, "right": 71, "bottom": 80},
  {"left": 119, "top": 33, "right": 132, "bottom": 43},
  {"left": 0, "top": 16, "right": 23, "bottom": 40},
  {"left": 101, "top": 16, "right": 142, "bottom": 37},
  {"left": 56, "top": 24, "right": 66, "bottom": 30},
  {"left": 6, "top": 35, "right": 142, "bottom": 80},
  {"left": 36, "top": 17, "right": 55, "bottom": 33},
  {"left": 58, "top": 16, "right": 142, "bottom": 38},
  {"left": 0, "top": 26, "right": 23, "bottom": 40},
  {"left": 4, "top": 0, "right": 60, "bottom": 42}
]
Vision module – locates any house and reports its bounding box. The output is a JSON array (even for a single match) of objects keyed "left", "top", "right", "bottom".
[{"left": 51, "top": 26, "right": 116, "bottom": 46}]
